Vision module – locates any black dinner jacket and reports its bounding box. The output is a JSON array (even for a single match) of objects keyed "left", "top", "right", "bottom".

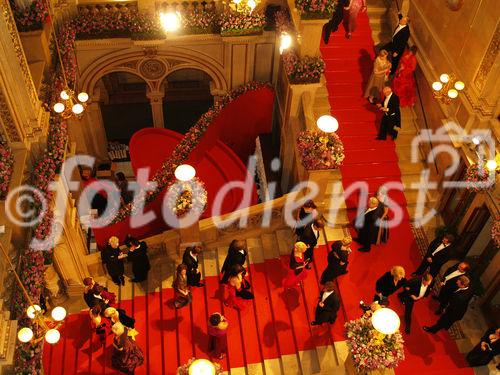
[
  {"left": 425, "top": 237, "right": 454, "bottom": 265},
  {"left": 403, "top": 277, "right": 431, "bottom": 299},
  {"left": 444, "top": 287, "right": 473, "bottom": 321},
  {"left": 392, "top": 25, "right": 410, "bottom": 55},
  {"left": 182, "top": 248, "right": 199, "bottom": 272},
  {"left": 329, "top": 241, "right": 348, "bottom": 264},
  {"left": 376, "top": 271, "right": 406, "bottom": 296},
  {"left": 300, "top": 223, "right": 320, "bottom": 249},
  {"left": 384, "top": 93, "right": 401, "bottom": 125},
  {"left": 221, "top": 247, "right": 247, "bottom": 274},
  {"left": 318, "top": 290, "right": 340, "bottom": 313},
  {"left": 442, "top": 263, "right": 466, "bottom": 286}
]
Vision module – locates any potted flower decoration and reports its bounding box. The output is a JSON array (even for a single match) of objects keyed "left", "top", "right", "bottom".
[
  {"left": 166, "top": 178, "right": 208, "bottom": 218},
  {"left": 219, "top": 11, "right": 266, "bottom": 37},
  {"left": 345, "top": 315, "right": 405, "bottom": 372},
  {"left": 297, "top": 130, "right": 345, "bottom": 170},
  {"left": 492, "top": 217, "right": 500, "bottom": 249},
  {"left": 0, "top": 142, "right": 14, "bottom": 200},
  {"left": 181, "top": 10, "right": 218, "bottom": 34},
  {"left": 465, "top": 163, "right": 495, "bottom": 193},
  {"left": 294, "top": 0, "right": 336, "bottom": 20}
]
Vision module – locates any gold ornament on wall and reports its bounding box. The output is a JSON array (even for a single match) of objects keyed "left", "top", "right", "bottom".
[{"left": 446, "top": 0, "right": 464, "bottom": 11}]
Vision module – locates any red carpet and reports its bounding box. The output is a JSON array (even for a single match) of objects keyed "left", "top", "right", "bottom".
[
  {"left": 42, "top": 248, "right": 345, "bottom": 375},
  {"left": 321, "top": 11, "right": 472, "bottom": 375}
]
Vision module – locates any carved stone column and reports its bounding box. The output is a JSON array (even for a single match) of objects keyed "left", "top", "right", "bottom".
[{"left": 147, "top": 90, "right": 165, "bottom": 128}]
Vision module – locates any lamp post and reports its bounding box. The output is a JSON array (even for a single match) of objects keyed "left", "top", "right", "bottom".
[
  {"left": 175, "top": 164, "right": 196, "bottom": 181},
  {"left": 432, "top": 73, "right": 465, "bottom": 104},
  {"left": 316, "top": 115, "right": 339, "bottom": 133},
  {"left": 0, "top": 242, "right": 66, "bottom": 345}
]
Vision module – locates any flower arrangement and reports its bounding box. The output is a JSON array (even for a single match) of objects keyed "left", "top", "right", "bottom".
[
  {"left": 465, "top": 163, "right": 495, "bottom": 193},
  {"left": 492, "top": 217, "right": 500, "bottom": 249},
  {"left": 282, "top": 51, "right": 325, "bottom": 84},
  {"left": 219, "top": 11, "right": 266, "bottom": 36},
  {"left": 13, "top": 119, "right": 68, "bottom": 374},
  {"left": 295, "top": 0, "right": 336, "bottom": 19},
  {"left": 0, "top": 142, "right": 14, "bottom": 200},
  {"left": 345, "top": 315, "right": 405, "bottom": 372},
  {"left": 177, "top": 358, "right": 223, "bottom": 375},
  {"left": 10, "top": 0, "right": 49, "bottom": 32},
  {"left": 274, "top": 9, "right": 296, "bottom": 36},
  {"left": 166, "top": 178, "right": 208, "bottom": 218},
  {"left": 112, "top": 81, "right": 272, "bottom": 223},
  {"left": 297, "top": 130, "right": 344, "bottom": 170},
  {"left": 181, "top": 10, "right": 218, "bottom": 34}
]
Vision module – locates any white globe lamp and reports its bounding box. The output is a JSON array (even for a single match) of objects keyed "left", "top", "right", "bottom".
[
  {"left": 27, "top": 305, "right": 42, "bottom": 319},
  {"left": 447, "top": 89, "right": 458, "bottom": 99},
  {"left": 60, "top": 90, "right": 70, "bottom": 100},
  {"left": 316, "top": 115, "right": 339, "bottom": 133},
  {"left": 175, "top": 164, "right": 196, "bottom": 181},
  {"left": 45, "top": 329, "right": 61, "bottom": 344},
  {"left": 486, "top": 159, "right": 498, "bottom": 172},
  {"left": 17, "top": 327, "right": 34, "bottom": 343},
  {"left": 247, "top": 0, "right": 256, "bottom": 10},
  {"left": 72, "top": 103, "right": 84, "bottom": 115},
  {"left": 371, "top": 307, "right": 400, "bottom": 335},
  {"left": 53, "top": 102, "right": 65, "bottom": 113},
  {"left": 77, "top": 92, "right": 89, "bottom": 103},
  {"left": 160, "top": 12, "right": 180, "bottom": 32},
  {"left": 51, "top": 306, "right": 67, "bottom": 322},
  {"left": 188, "top": 359, "right": 216, "bottom": 375},
  {"left": 454, "top": 81, "right": 465, "bottom": 91},
  {"left": 280, "top": 33, "right": 292, "bottom": 53},
  {"left": 440, "top": 73, "right": 450, "bottom": 83},
  {"left": 432, "top": 82, "right": 442, "bottom": 91}
]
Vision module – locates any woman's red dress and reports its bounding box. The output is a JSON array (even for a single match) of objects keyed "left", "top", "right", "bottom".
[
  {"left": 283, "top": 254, "right": 308, "bottom": 289},
  {"left": 392, "top": 51, "right": 417, "bottom": 107},
  {"left": 225, "top": 284, "right": 249, "bottom": 310}
]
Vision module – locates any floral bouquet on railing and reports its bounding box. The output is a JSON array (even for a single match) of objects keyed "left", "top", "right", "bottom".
[
  {"left": 182, "top": 10, "right": 218, "bottom": 34},
  {"left": 9, "top": 0, "right": 49, "bottom": 32},
  {"left": 297, "top": 130, "right": 344, "bottom": 170},
  {"left": 282, "top": 50, "right": 325, "bottom": 84},
  {"left": 345, "top": 315, "right": 405, "bottom": 372},
  {"left": 219, "top": 11, "right": 266, "bottom": 36},
  {"left": 465, "top": 163, "right": 495, "bottom": 193},
  {"left": 492, "top": 217, "right": 500, "bottom": 249},
  {"left": 295, "top": 0, "right": 336, "bottom": 19},
  {"left": 166, "top": 178, "right": 208, "bottom": 218},
  {"left": 0, "top": 142, "right": 14, "bottom": 200}
]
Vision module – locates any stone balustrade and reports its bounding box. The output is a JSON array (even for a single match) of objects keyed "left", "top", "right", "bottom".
[
  {"left": 77, "top": 1, "right": 139, "bottom": 15},
  {"left": 156, "top": 0, "right": 218, "bottom": 13}
]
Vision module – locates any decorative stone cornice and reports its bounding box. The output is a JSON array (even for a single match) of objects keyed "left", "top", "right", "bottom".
[{"left": 473, "top": 22, "right": 500, "bottom": 93}]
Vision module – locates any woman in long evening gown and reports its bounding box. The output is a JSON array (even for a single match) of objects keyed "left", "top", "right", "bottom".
[
  {"left": 392, "top": 46, "right": 418, "bottom": 107},
  {"left": 283, "top": 242, "right": 309, "bottom": 289},
  {"left": 111, "top": 322, "right": 144, "bottom": 375},
  {"left": 224, "top": 264, "right": 253, "bottom": 310},
  {"left": 364, "top": 50, "right": 392, "bottom": 103},
  {"left": 208, "top": 313, "right": 229, "bottom": 359},
  {"left": 320, "top": 237, "right": 352, "bottom": 284},
  {"left": 342, "top": 0, "right": 367, "bottom": 39},
  {"left": 375, "top": 187, "right": 389, "bottom": 244},
  {"left": 173, "top": 264, "right": 192, "bottom": 309}
]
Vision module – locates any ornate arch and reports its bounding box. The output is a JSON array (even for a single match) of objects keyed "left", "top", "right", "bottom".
[{"left": 80, "top": 48, "right": 228, "bottom": 98}]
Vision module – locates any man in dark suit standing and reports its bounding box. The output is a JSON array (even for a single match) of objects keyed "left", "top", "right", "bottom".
[
  {"left": 220, "top": 240, "right": 247, "bottom": 284},
  {"left": 435, "top": 262, "right": 470, "bottom": 314},
  {"left": 299, "top": 218, "right": 325, "bottom": 268},
  {"left": 382, "top": 15, "right": 410, "bottom": 75},
  {"left": 311, "top": 281, "right": 340, "bottom": 326},
  {"left": 398, "top": 274, "right": 433, "bottom": 334},
  {"left": 376, "top": 87, "right": 401, "bottom": 141},
  {"left": 412, "top": 234, "right": 455, "bottom": 278},
  {"left": 424, "top": 276, "right": 473, "bottom": 334},
  {"left": 356, "top": 197, "right": 380, "bottom": 252},
  {"left": 182, "top": 244, "right": 204, "bottom": 287}
]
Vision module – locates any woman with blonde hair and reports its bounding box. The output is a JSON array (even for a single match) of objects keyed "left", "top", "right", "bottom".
[
  {"left": 364, "top": 49, "right": 392, "bottom": 104},
  {"left": 355, "top": 196, "right": 380, "bottom": 252},
  {"left": 102, "top": 236, "right": 127, "bottom": 286},
  {"left": 320, "top": 237, "right": 352, "bottom": 284},
  {"left": 224, "top": 264, "right": 253, "bottom": 310},
  {"left": 111, "top": 322, "right": 144, "bottom": 374},
  {"left": 104, "top": 306, "right": 136, "bottom": 329},
  {"left": 374, "top": 266, "right": 406, "bottom": 303},
  {"left": 376, "top": 186, "right": 390, "bottom": 244},
  {"left": 283, "top": 242, "right": 309, "bottom": 289}
]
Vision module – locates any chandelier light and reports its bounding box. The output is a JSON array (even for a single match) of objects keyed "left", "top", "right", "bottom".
[
  {"left": 316, "top": 115, "right": 339, "bottom": 133},
  {"left": 188, "top": 359, "right": 216, "bottom": 375},
  {"left": 486, "top": 159, "right": 498, "bottom": 172},
  {"left": 371, "top": 307, "right": 400, "bottom": 335},
  {"left": 53, "top": 88, "right": 89, "bottom": 119},
  {"left": 279, "top": 32, "right": 293, "bottom": 54},
  {"left": 175, "top": 164, "right": 196, "bottom": 181},
  {"left": 432, "top": 73, "right": 465, "bottom": 104},
  {"left": 159, "top": 12, "right": 181, "bottom": 32}
]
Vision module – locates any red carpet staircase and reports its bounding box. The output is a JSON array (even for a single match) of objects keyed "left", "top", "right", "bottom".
[{"left": 321, "top": 11, "right": 473, "bottom": 375}]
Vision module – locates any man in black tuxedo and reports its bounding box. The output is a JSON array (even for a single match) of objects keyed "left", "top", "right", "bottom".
[
  {"left": 299, "top": 218, "right": 325, "bottom": 268},
  {"left": 412, "top": 234, "right": 455, "bottom": 278},
  {"left": 424, "top": 276, "right": 473, "bottom": 333},
  {"left": 382, "top": 15, "right": 410, "bottom": 75},
  {"left": 356, "top": 197, "right": 380, "bottom": 252},
  {"left": 311, "top": 281, "right": 340, "bottom": 325},
  {"left": 398, "top": 274, "right": 433, "bottom": 334},
  {"left": 220, "top": 239, "right": 247, "bottom": 284},
  {"left": 182, "top": 244, "right": 204, "bottom": 287},
  {"left": 435, "top": 262, "right": 470, "bottom": 315},
  {"left": 376, "top": 87, "right": 401, "bottom": 141}
]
